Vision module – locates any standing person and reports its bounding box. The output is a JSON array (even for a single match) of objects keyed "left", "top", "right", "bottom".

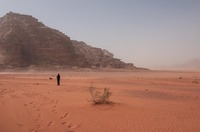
[{"left": 57, "top": 73, "right": 60, "bottom": 86}]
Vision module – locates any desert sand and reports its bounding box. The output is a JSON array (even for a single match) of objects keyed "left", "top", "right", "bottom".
[{"left": 0, "top": 70, "right": 200, "bottom": 132}]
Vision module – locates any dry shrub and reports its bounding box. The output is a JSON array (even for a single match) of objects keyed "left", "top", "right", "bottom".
[{"left": 89, "top": 83, "right": 112, "bottom": 104}]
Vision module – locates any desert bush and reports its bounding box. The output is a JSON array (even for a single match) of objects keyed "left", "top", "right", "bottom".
[{"left": 89, "top": 83, "right": 112, "bottom": 104}]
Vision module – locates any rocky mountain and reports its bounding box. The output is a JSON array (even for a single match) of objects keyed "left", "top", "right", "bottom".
[
  {"left": 0, "top": 12, "right": 135, "bottom": 70},
  {"left": 72, "top": 40, "right": 135, "bottom": 68},
  {"left": 0, "top": 12, "right": 88, "bottom": 69}
]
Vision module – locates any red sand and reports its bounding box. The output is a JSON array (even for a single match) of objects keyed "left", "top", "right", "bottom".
[{"left": 0, "top": 71, "right": 200, "bottom": 132}]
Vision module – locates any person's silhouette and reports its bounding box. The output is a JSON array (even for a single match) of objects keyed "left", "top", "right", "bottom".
[{"left": 57, "top": 74, "right": 60, "bottom": 86}]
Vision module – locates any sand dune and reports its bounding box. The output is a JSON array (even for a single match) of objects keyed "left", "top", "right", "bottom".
[{"left": 0, "top": 71, "right": 200, "bottom": 132}]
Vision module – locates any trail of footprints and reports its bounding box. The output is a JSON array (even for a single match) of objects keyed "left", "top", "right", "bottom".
[
  {"left": 0, "top": 88, "right": 15, "bottom": 98},
  {"left": 17, "top": 92, "right": 80, "bottom": 132}
]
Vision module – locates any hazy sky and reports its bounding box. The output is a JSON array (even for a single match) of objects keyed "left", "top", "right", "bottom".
[{"left": 0, "top": 0, "right": 200, "bottom": 69}]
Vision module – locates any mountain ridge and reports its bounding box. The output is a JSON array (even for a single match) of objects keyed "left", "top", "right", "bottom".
[{"left": 0, "top": 12, "right": 136, "bottom": 70}]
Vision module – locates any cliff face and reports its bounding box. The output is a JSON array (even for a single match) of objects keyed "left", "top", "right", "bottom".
[
  {"left": 0, "top": 12, "right": 87, "bottom": 68},
  {"left": 0, "top": 12, "right": 135, "bottom": 69},
  {"left": 72, "top": 40, "right": 135, "bottom": 68}
]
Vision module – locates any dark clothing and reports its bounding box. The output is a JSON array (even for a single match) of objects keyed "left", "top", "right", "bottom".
[{"left": 57, "top": 74, "right": 60, "bottom": 86}]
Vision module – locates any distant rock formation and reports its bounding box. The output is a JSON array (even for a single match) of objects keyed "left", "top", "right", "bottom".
[
  {"left": 0, "top": 12, "right": 136, "bottom": 70},
  {"left": 72, "top": 40, "right": 135, "bottom": 68},
  {"left": 0, "top": 12, "right": 87, "bottom": 69}
]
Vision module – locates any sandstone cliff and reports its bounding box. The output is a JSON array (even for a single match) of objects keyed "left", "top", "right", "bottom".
[
  {"left": 72, "top": 40, "right": 135, "bottom": 68},
  {"left": 0, "top": 12, "right": 135, "bottom": 70},
  {"left": 0, "top": 12, "right": 87, "bottom": 69}
]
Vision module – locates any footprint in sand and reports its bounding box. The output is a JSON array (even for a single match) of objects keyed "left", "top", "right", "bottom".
[
  {"left": 60, "top": 113, "right": 69, "bottom": 119},
  {"left": 36, "top": 119, "right": 44, "bottom": 123},
  {"left": 62, "top": 122, "right": 81, "bottom": 130},
  {"left": 16, "top": 123, "right": 24, "bottom": 128},
  {"left": 62, "top": 122, "right": 72, "bottom": 128},
  {"left": 47, "top": 122, "right": 55, "bottom": 127},
  {"left": 35, "top": 113, "right": 43, "bottom": 123},
  {"left": 62, "top": 122, "right": 67, "bottom": 125},
  {"left": 29, "top": 129, "right": 38, "bottom": 132},
  {"left": 52, "top": 109, "right": 58, "bottom": 113}
]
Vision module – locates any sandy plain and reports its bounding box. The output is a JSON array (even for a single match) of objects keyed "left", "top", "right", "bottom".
[{"left": 0, "top": 70, "right": 200, "bottom": 132}]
